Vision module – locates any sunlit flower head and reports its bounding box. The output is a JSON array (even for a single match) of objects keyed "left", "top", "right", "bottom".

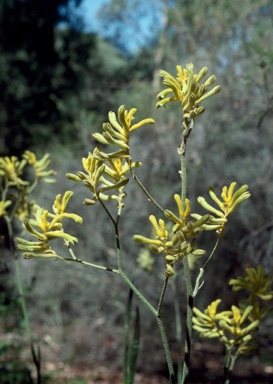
[
  {"left": 156, "top": 64, "right": 221, "bottom": 120},
  {"left": 93, "top": 105, "right": 154, "bottom": 159},
  {"left": 196, "top": 182, "right": 251, "bottom": 234}
]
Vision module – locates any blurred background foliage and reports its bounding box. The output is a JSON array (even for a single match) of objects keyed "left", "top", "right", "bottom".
[{"left": 1, "top": 0, "right": 273, "bottom": 382}]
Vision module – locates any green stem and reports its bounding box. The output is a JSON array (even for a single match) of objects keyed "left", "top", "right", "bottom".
[
  {"left": 157, "top": 276, "right": 169, "bottom": 315},
  {"left": 171, "top": 276, "right": 183, "bottom": 383},
  {"left": 202, "top": 236, "right": 222, "bottom": 271},
  {"left": 191, "top": 236, "right": 222, "bottom": 298},
  {"left": 97, "top": 187, "right": 175, "bottom": 382},
  {"left": 181, "top": 256, "right": 193, "bottom": 384},
  {"left": 130, "top": 169, "right": 165, "bottom": 214},
  {"left": 223, "top": 347, "right": 237, "bottom": 384},
  {"left": 5, "top": 217, "right": 41, "bottom": 383},
  {"left": 179, "top": 118, "right": 194, "bottom": 384}
]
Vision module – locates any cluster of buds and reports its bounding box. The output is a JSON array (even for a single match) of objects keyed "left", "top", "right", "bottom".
[
  {"left": 16, "top": 191, "right": 82, "bottom": 259},
  {"left": 67, "top": 106, "right": 154, "bottom": 206},
  {"left": 156, "top": 64, "right": 221, "bottom": 120}
]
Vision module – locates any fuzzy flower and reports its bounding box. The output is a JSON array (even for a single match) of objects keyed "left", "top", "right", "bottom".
[
  {"left": 156, "top": 64, "right": 221, "bottom": 119},
  {"left": 193, "top": 299, "right": 229, "bottom": 338},
  {"left": 66, "top": 148, "right": 132, "bottom": 205},
  {"left": 16, "top": 191, "right": 82, "bottom": 259},
  {"left": 164, "top": 194, "right": 209, "bottom": 236},
  {"left": 0, "top": 156, "right": 29, "bottom": 187},
  {"left": 133, "top": 213, "right": 205, "bottom": 277},
  {"left": 218, "top": 305, "right": 259, "bottom": 355},
  {"left": 229, "top": 266, "right": 273, "bottom": 320},
  {"left": 193, "top": 301, "right": 259, "bottom": 355},
  {"left": 194, "top": 182, "right": 251, "bottom": 234},
  {"left": 93, "top": 105, "right": 154, "bottom": 159},
  {"left": 23, "top": 151, "right": 56, "bottom": 183}
]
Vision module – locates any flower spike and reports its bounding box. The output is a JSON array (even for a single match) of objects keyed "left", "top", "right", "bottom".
[{"left": 156, "top": 64, "right": 221, "bottom": 121}]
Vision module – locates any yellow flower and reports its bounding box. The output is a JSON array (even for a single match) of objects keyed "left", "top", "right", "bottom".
[
  {"left": 218, "top": 305, "right": 259, "bottom": 354},
  {"left": 66, "top": 149, "right": 130, "bottom": 204},
  {"left": 196, "top": 182, "right": 251, "bottom": 234},
  {"left": 133, "top": 214, "right": 205, "bottom": 277},
  {"left": 23, "top": 151, "right": 56, "bottom": 183},
  {"left": 16, "top": 191, "right": 82, "bottom": 259},
  {"left": 0, "top": 156, "right": 29, "bottom": 187},
  {"left": 229, "top": 266, "right": 273, "bottom": 320},
  {"left": 156, "top": 64, "right": 221, "bottom": 120},
  {"left": 193, "top": 299, "right": 230, "bottom": 338},
  {"left": 193, "top": 300, "right": 259, "bottom": 355},
  {"left": 164, "top": 194, "right": 209, "bottom": 236},
  {"left": 93, "top": 105, "right": 154, "bottom": 158}
]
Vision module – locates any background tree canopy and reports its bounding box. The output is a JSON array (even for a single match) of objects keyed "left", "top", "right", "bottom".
[{"left": 1, "top": 0, "right": 273, "bottom": 381}]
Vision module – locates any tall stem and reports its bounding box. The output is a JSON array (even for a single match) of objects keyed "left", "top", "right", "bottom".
[
  {"left": 130, "top": 169, "right": 165, "bottom": 213},
  {"left": 102, "top": 196, "right": 176, "bottom": 383},
  {"left": 181, "top": 256, "right": 193, "bottom": 384},
  {"left": 5, "top": 217, "right": 41, "bottom": 383},
  {"left": 179, "top": 118, "right": 194, "bottom": 384}
]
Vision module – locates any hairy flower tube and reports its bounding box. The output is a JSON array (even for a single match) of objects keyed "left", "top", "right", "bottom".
[
  {"left": 16, "top": 191, "right": 82, "bottom": 259},
  {"left": 193, "top": 182, "right": 251, "bottom": 234},
  {"left": 193, "top": 300, "right": 259, "bottom": 355},
  {"left": 133, "top": 213, "right": 206, "bottom": 276},
  {"left": 92, "top": 105, "right": 154, "bottom": 159},
  {"left": 156, "top": 64, "right": 221, "bottom": 119},
  {"left": 66, "top": 148, "right": 139, "bottom": 205},
  {"left": 23, "top": 150, "right": 56, "bottom": 183},
  {"left": 229, "top": 266, "right": 273, "bottom": 321}
]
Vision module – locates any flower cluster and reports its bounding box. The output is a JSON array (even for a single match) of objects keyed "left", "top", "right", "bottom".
[
  {"left": 0, "top": 151, "right": 56, "bottom": 222},
  {"left": 93, "top": 105, "right": 154, "bottom": 159},
  {"left": 193, "top": 182, "right": 251, "bottom": 235},
  {"left": 193, "top": 300, "right": 259, "bottom": 355},
  {"left": 16, "top": 191, "right": 82, "bottom": 259},
  {"left": 229, "top": 266, "right": 273, "bottom": 321},
  {"left": 23, "top": 151, "right": 56, "bottom": 183},
  {"left": 0, "top": 155, "right": 29, "bottom": 188},
  {"left": 156, "top": 64, "right": 221, "bottom": 120},
  {"left": 67, "top": 106, "right": 154, "bottom": 205},
  {"left": 194, "top": 267, "right": 273, "bottom": 356},
  {"left": 134, "top": 182, "right": 250, "bottom": 276},
  {"left": 134, "top": 194, "right": 208, "bottom": 276}
]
